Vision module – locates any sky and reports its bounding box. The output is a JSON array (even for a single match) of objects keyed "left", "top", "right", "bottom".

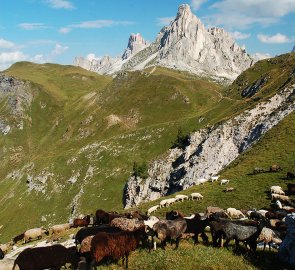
[{"left": 0, "top": 0, "right": 294, "bottom": 70}]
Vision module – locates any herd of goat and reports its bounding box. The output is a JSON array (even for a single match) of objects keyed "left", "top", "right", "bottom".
[{"left": 0, "top": 170, "right": 294, "bottom": 269}]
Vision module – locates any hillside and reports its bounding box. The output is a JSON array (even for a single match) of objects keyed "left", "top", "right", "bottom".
[{"left": 0, "top": 53, "right": 294, "bottom": 243}]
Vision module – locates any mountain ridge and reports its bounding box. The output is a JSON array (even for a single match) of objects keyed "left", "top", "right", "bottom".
[{"left": 74, "top": 4, "right": 254, "bottom": 80}]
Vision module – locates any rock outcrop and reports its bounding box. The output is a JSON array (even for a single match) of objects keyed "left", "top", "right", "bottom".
[
  {"left": 74, "top": 4, "right": 254, "bottom": 80},
  {"left": 124, "top": 84, "right": 295, "bottom": 208}
]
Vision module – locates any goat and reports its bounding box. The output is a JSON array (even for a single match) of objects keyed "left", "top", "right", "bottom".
[
  {"left": 190, "top": 192, "right": 203, "bottom": 200},
  {"left": 166, "top": 210, "right": 209, "bottom": 245},
  {"left": 220, "top": 179, "right": 230, "bottom": 185},
  {"left": 211, "top": 175, "right": 220, "bottom": 182},
  {"left": 257, "top": 227, "right": 282, "bottom": 251},
  {"left": 90, "top": 226, "right": 145, "bottom": 269}
]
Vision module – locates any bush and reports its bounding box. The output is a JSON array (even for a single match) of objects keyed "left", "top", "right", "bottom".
[
  {"left": 172, "top": 127, "right": 190, "bottom": 149},
  {"left": 133, "top": 161, "right": 148, "bottom": 179}
]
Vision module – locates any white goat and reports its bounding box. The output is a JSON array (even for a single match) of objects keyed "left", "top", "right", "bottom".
[
  {"left": 220, "top": 179, "right": 230, "bottom": 185},
  {"left": 190, "top": 192, "right": 203, "bottom": 200}
]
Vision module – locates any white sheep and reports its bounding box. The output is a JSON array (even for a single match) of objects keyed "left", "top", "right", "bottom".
[
  {"left": 147, "top": 205, "right": 159, "bottom": 216},
  {"left": 165, "top": 198, "right": 177, "bottom": 207},
  {"left": 175, "top": 194, "right": 189, "bottom": 202},
  {"left": 257, "top": 209, "right": 268, "bottom": 217},
  {"left": 24, "top": 227, "right": 48, "bottom": 243},
  {"left": 271, "top": 194, "right": 290, "bottom": 202},
  {"left": 258, "top": 227, "right": 282, "bottom": 251},
  {"left": 159, "top": 199, "right": 168, "bottom": 208},
  {"left": 211, "top": 175, "right": 220, "bottom": 182},
  {"left": 220, "top": 179, "right": 230, "bottom": 185},
  {"left": 198, "top": 178, "right": 208, "bottom": 184},
  {"left": 226, "top": 208, "right": 245, "bottom": 219},
  {"left": 276, "top": 200, "right": 293, "bottom": 211},
  {"left": 190, "top": 192, "right": 203, "bottom": 200},
  {"left": 50, "top": 223, "right": 71, "bottom": 235},
  {"left": 144, "top": 216, "right": 159, "bottom": 229},
  {"left": 270, "top": 186, "right": 285, "bottom": 195}
]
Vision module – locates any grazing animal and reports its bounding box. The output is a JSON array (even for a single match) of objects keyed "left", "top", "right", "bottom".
[
  {"left": 247, "top": 211, "right": 264, "bottom": 220},
  {"left": 175, "top": 194, "right": 189, "bottom": 202},
  {"left": 222, "top": 219, "right": 266, "bottom": 252},
  {"left": 206, "top": 206, "right": 226, "bottom": 215},
  {"left": 220, "top": 179, "right": 230, "bottom": 185},
  {"left": 110, "top": 217, "right": 144, "bottom": 232},
  {"left": 148, "top": 217, "right": 187, "bottom": 249},
  {"left": 159, "top": 199, "right": 168, "bottom": 208},
  {"left": 287, "top": 172, "right": 295, "bottom": 179},
  {"left": 75, "top": 225, "right": 122, "bottom": 245},
  {"left": 166, "top": 211, "right": 209, "bottom": 245},
  {"left": 95, "top": 209, "right": 124, "bottom": 225},
  {"left": 270, "top": 186, "right": 285, "bottom": 195},
  {"left": 257, "top": 227, "right": 282, "bottom": 251},
  {"left": 12, "top": 245, "right": 79, "bottom": 270},
  {"left": 253, "top": 167, "right": 264, "bottom": 174},
  {"left": 12, "top": 233, "right": 24, "bottom": 244},
  {"left": 269, "top": 164, "right": 282, "bottom": 172},
  {"left": 190, "top": 192, "right": 203, "bottom": 200},
  {"left": 226, "top": 208, "right": 245, "bottom": 219},
  {"left": 164, "top": 198, "right": 177, "bottom": 207},
  {"left": 287, "top": 183, "right": 295, "bottom": 195},
  {"left": 0, "top": 248, "right": 4, "bottom": 260},
  {"left": 72, "top": 215, "right": 90, "bottom": 228},
  {"left": 272, "top": 194, "right": 291, "bottom": 203},
  {"left": 144, "top": 216, "right": 160, "bottom": 230},
  {"left": 198, "top": 178, "right": 208, "bottom": 184},
  {"left": 24, "top": 228, "right": 48, "bottom": 243},
  {"left": 90, "top": 227, "right": 145, "bottom": 269},
  {"left": 50, "top": 223, "right": 71, "bottom": 234},
  {"left": 147, "top": 205, "right": 159, "bottom": 216},
  {"left": 224, "top": 187, "right": 235, "bottom": 192},
  {"left": 125, "top": 211, "right": 148, "bottom": 221},
  {"left": 211, "top": 175, "right": 220, "bottom": 182}
]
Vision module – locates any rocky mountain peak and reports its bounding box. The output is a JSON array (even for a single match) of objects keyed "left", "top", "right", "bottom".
[{"left": 122, "top": 33, "right": 149, "bottom": 60}]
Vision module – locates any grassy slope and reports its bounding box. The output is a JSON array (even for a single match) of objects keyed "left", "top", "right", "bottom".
[{"left": 0, "top": 53, "right": 294, "bottom": 248}]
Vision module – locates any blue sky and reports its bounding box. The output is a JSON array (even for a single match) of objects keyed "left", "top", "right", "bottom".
[{"left": 0, "top": 0, "right": 294, "bottom": 70}]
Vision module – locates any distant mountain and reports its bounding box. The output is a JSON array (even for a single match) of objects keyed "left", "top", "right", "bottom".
[
  {"left": 292, "top": 45, "right": 295, "bottom": 53},
  {"left": 74, "top": 4, "right": 254, "bottom": 80}
]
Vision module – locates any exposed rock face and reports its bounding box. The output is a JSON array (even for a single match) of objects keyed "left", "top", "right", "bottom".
[
  {"left": 122, "top": 33, "right": 150, "bottom": 60},
  {"left": 74, "top": 4, "right": 253, "bottom": 80},
  {"left": 124, "top": 84, "right": 295, "bottom": 208},
  {"left": 0, "top": 75, "right": 33, "bottom": 134},
  {"left": 278, "top": 213, "right": 295, "bottom": 267}
]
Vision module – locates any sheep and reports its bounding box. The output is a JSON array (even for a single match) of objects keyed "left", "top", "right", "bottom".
[
  {"left": 110, "top": 217, "right": 144, "bottom": 232},
  {"left": 198, "top": 178, "right": 208, "bottom": 184},
  {"left": 175, "top": 194, "right": 188, "bottom": 202},
  {"left": 144, "top": 216, "right": 160, "bottom": 229},
  {"left": 270, "top": 186, "right": 285, "bottom": 195},
  {"left": 125, "top": 211, "right": 148, "bottom": 221},
  {"left": 95, "top": 209, "right": 125, "bottom": 225},
  {"left": 220, "top": 179, "right": 230, "bottom": 185},
  {"left": 165, "top": 198, "right": 177, "bottom": 207},
  {"left": 271, "top": 194, "right": 290, "bottom": 202},
  {"left": 206, "top": 206, "right": 226, "bottom": 215},
  {"left": 79, "top": 235, "right": 94, "bottom": 264},
  {"left": 147, "top": 205, "right": 159, "bottom": 216},
  {"left": 72, "top": 215, "right": 90, "bottom": 228},
  {"left": 24, "top": 227, "right": 48, "bottom": 243},
  {"left": 211, "top": 175, "right": 220, "bottom": 182},
  {"left": 257, "top": 210, "right": 269, "bottom": 217},
  {"left": 12, "top": 245, "right": 79, "bottom": 270},
  {"left": 190, "top": 192, "right": 203, "bottom": 200},
  {"left": 224, "top": 187, "right": 235, "bottom": 192},
  {"left": 247, "top": 211, "right": 264, "bottom": 220},
  {"left": 50, "top": 223, "right": 71, "bottom": 235},
  {"left": 269, "top": 164, "right": 282, "bottom": 172},
  {"left": 258, "top": 227, "right": 282, "bottom": 251},
  {"left": 75, "top": 225, "right": 122, "bottom": 245},
  {"left": 90, "top": 226, "right": 145, "bottom": 269},
  {"left": 226, "top": 208, "right": 245, "bottom": 219},
  {"left": 276, "top": 200, "right": 294, "bottom": 211},
  {"left": 147, "top": 217, "right": 187, "bottom": 250},
  {"left": 166, "top": 211, "right": 210, "bottom": 245},
  {"left": 159, "top": 199, "right": 168, "bottom": 208}
]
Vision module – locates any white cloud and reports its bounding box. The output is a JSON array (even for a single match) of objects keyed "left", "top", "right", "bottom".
[
  {"left": 51, "top": 44, "right": 69, "bottom": 56},
  {"left": 0, "top": 38, "right": 16, "bottom": 49},
  {"left": 18, "top": 23, "right": 48, "bottom": 30},
  {"left": 0, "top": 51, "right": 27, "bottom": 64},
  {"left": 156, "top": 17, "right": 175, "bottom": 26},
  {"left": 207, "top": 0, "right": 295, "bottom": 29},
  {"left": 69, "top": 20, "right": 133, "bottom": 29},
  {"left": 59, "top": 27, "right": 71, "bottom": 34},
  {"left": 86, "top": 53, "right": 100, "bottom": 61},
  {"left": 191, "top": 0, "right": 208, "bottom": 10},
  {"left": 252, "top": 52, "right": 272, "bottom": 61},
  {"left": 30, "top": 54, "right": 47, "bottom": 63},
  {"left": 257, "top": 33, "right": 294, "bottom": 43},
  {"left": 230, "top": 31, "right": 251, "bottom": 40},
  {"left": 45, "top": 0, "right": 74, "bottom": 10}
]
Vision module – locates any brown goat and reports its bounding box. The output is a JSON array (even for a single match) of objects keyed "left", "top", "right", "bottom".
[
  {"left": 95, "top": 209, "right": 124, "bottom": 225},
  {"left": 73, "top": 215, "right": 90, "bottom": 228},
  {"left": 90, "top": 226, "right": 145, "bottom": 269}
]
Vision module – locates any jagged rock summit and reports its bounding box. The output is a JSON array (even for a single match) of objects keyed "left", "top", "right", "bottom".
[{"left": 74, "top": 4, "right": 254, "bottom": 80}]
